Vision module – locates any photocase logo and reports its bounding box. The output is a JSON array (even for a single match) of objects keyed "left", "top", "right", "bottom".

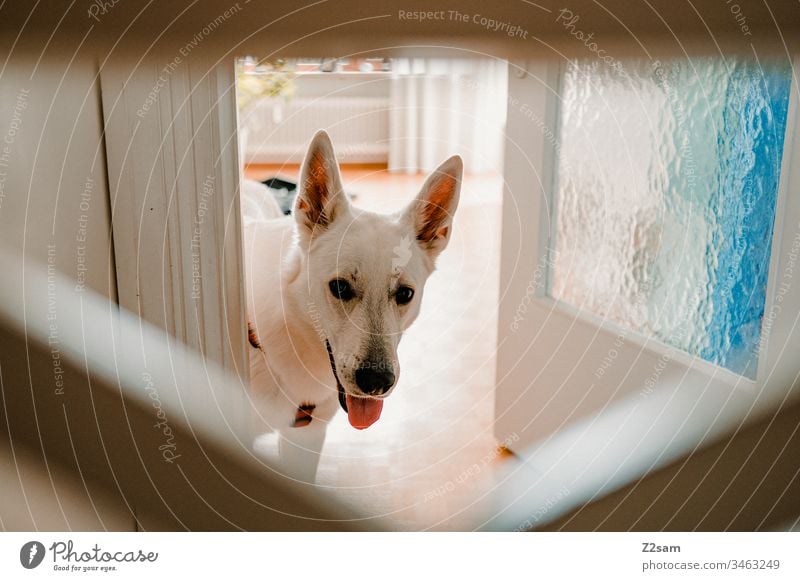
[
  {"left": 19, "top": 541, "right": 45, "bottom": 569},
  {"left": 392, "top": 235, "right": 412, "bottom": 270}
]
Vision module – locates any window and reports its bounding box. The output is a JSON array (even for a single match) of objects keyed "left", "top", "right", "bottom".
[{"left": 548, "top": 58, "right": 792, "bottom": 378}]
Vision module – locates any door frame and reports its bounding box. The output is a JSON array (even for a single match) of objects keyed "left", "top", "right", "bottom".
[
  {"left": 100, "top": 55, "right": 248, "bottom": 390},
  {"left": 496, "top": 57, "right": 800, "bottom": 452}
]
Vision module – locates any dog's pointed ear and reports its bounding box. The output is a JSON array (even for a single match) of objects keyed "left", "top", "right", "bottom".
[
  {"left": 405, "top": 155, "right": 462, "bottom": 257},
  {"left": 294, "top": 130, "right": 348, "bottom": 236}
]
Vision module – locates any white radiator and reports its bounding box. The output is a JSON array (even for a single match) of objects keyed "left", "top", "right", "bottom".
[{"left": 241, "top": 97, "right": 390, "bottom": 164}]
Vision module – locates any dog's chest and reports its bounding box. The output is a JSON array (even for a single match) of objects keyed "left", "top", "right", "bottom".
[{"left": 249, "top": 337, "right": 335, "bottom": 412}]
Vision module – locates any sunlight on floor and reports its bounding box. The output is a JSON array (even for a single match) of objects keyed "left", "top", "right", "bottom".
[{"left": 246, "top": 165, "right": 503, "bottom": 530}]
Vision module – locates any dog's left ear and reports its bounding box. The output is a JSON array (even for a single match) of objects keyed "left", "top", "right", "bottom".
[
  {"left": 405, "top": 155, "right": 462, "bottom": 257},
  {"left": 294, "top": 130, "right": 348, "bottom": 238}
]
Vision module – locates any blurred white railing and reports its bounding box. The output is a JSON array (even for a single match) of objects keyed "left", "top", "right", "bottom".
[{"left": 0, "top": 248, "right": 370, "bottom": 531}]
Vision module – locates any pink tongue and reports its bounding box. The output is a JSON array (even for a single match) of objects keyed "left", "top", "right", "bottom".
[{"left": 346, "top": 395, "right": 384, "bottom": 430}]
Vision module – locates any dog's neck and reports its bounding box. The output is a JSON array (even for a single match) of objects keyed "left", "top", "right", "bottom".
[{"left": 276, "top": 244, "right": 330, "bottom": 366}]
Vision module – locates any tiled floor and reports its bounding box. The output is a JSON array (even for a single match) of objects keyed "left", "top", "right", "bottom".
[{"left": 245, "top": 165, "right": 504, "bottom": 530}]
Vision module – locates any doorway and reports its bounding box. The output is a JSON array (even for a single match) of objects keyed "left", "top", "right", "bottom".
[{"left": 237, "top": 56, "right": 508, "bottom": 529}]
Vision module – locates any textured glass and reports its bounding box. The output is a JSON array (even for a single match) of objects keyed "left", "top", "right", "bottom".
[{"left": 549, "top": 58, "right": 791, "bottom": 378}]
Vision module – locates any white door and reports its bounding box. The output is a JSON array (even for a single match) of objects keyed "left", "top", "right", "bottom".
[{"left": 495, "top": 58, "right": 800, "bottom": 453}]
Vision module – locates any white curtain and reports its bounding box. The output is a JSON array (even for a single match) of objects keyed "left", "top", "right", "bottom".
[{"left": 389, "top": 58, "right": 508, "bottom": 175}]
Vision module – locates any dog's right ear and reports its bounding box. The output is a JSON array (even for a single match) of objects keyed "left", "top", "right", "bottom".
[
  {"left": 293, "top": 130, "right": 348, "bottom": 238},
  {"left": 404, "top": 155, "right": 462, "bottom": 259}
]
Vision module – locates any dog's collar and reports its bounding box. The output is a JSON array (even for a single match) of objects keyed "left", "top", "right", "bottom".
[
  {"left": 325, "top": 339, "right": 348, "bottom": 413},
  {"left": 247, "top": 321, "right": 263, "bottom": 351},
  {"left": 293, "top": 403, "right": 315, "bottom": 428}
]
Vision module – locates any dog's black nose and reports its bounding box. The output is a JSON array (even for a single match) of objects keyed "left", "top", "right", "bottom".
[{"left": 355, "top": 365, "right": 395, "bottom": 395}]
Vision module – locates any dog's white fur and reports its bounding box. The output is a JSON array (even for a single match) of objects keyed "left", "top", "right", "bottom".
[
  {"left": 241, "top": 178, "right": 284, "bottom": 223},
  {"left": 244, "top": 130, "right": 461, "bottom": 482}
]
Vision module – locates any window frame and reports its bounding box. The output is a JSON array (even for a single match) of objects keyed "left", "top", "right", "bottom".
[
  {"left": 543, "top": 57, "right": 797, "bottom": 387},
  {"left": 495, "top": 56, "right": 800, "bottom": 450}
]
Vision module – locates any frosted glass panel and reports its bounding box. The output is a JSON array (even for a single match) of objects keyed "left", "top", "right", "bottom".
[{"left": 549, "top": 58, "right": 791, "bottom": 379}]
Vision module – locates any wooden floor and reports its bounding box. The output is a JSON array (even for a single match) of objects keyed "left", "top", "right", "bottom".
[{"left": 246, "top": 164, "right": 505, "bottom": 530}]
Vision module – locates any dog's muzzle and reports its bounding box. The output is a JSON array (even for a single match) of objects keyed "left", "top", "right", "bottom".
[{"left": 324, "top": 339, "right": 384, "bottom": 429}]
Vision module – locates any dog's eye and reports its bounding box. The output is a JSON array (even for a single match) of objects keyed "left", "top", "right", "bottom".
[
  {"left": 329, "top": 278, "right": 355, "bottom": 301},
  {"left": 395, "top": 285, "right": 414, "bottom": 305}
]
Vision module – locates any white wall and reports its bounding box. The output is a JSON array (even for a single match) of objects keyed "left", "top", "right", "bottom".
[
  {"left": 0, "top": 56, "right": 116, "bottom": 299},
  {"left": 241, "top": 72, "right": 392, "bottom": 164},
  {"left": 0, "top": 56, "right": 131, "bottom": 531}
]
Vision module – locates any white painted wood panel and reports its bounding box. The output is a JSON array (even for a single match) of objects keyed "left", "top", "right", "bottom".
[{"left": 100, "top": 56, "right": 248, "bottom": 386}]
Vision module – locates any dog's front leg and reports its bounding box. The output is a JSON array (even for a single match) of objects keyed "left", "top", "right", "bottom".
[
  {"left": 277, "top": 396, "right": 338, "bottom": 483},
  {"left": 278, "top": 421, "right": 327, "bottom": 484}
]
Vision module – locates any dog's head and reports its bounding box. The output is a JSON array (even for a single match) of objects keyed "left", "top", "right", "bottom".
[{"left": 292, "top": 130, "right": 461, "bottom": 429}]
